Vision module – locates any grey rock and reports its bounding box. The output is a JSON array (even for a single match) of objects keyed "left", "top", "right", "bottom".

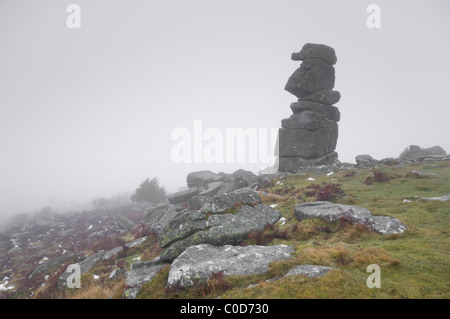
[
  {"left": 231, "top": 169, "right": 259, "bottom": 187},
  {"left": 278, "top": 125, "right": 338, "bottom": 158},
  {"left": 143, "top": 204, "right": 184, "bottom": 233},
  {"left": 123, "top": 264, "right": 166, "bottom": 299},
  {"left": 188, "top": 196, "right": 213, "bottom": 211},
  {"left": 294, "top": 201, "right": 408, "bottom": 235},
  {"left": 379, "top": 158, "right": 400, "bottom": 166},
  {"left": 30, "top": 254, "right": 80, "bottom": 278},
  {"left": 167, "top": 187, "right": 200, "bottom": 204},
  {"left": 198, "top": 182, "right": 224, "bottom": 198},
  {"left": 199, "top": 187, "right": 262, "bottom": 214},
  {"left": 125, "top": 236, "right": 147, "bottom": 248},
  {"left": 58, "top": 250, "right": 105, "bottom": 289},
  {"left": 114, "top": 215, "right": 136, "bottom": 231},
  {"left": 291, "top": 43, "right": 337, "bottom": 65},
  {"left": 301, "top": 89, "right": 341, "bottom": 105},
  {"left": 278, "top": 152, "right": 339, "bottom": 172},
  {"left": 167, "top": 244, "right": 294, "bottom": 288},
  {"left": 284, "top": 265, "right": 332, "bottom": 278},
  {"left": 281, "top": 111, "right": 333, "bottom": 131},
  {"left": 408, "top": 170, "right": 437, "bottom": 177},
  {"left": 131, "top": 256, "right": 164, "bottom": 270},
  {"left": 285, "top": 59, "right": 335, "bottom": 99},
  {"left": 356, "top": 154, "right": 379, "bottom": 167},
  {"left": 160, "top": 204, "right": 281, "bottom": 262},
  {"left": 102, "top": 246, "right": 123, "bottom": 260},
  {"left": 290, "top": 101, "right": 340, "bottom": 122},
  {"left": 399, "top": 145, "right": 446, "bottom": 161},
  {"left": 419, "top": 194, "right": 450, "bottom": 202},
  {"left": 109, "top": 268, "right": 127, "bottom": 281},
  {"left": 187, "top": 170, "right": 224, "bottom": 188}
]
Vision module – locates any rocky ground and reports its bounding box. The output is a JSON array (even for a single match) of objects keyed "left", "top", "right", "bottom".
[{"left": 0, "top": 147, "right": 449, "bottom": 299}]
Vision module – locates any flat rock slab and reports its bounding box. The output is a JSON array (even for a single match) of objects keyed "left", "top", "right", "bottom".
[
  {"left": 284, "top": 265, "right": 332, "bottom": 278},
  {"left": 102, "top": 246, "right": 123, "bottom": 260},
  {"left": 160, "top": 204, "right": 281, "bottom": 262},
  {"left": 419, "top": 194, "right": 450, "bottom": 202},
  {"left": 58, "top": 250, "right": 105, "bottom": 289},
  {"left": 123, "top": 264, "right": 166, "bottom": 299},
  {"left": 199, "top": 187, "right": 262, "bottom": 214},
  {"left": 168, "top": 187, "right": 200, "bottom": 204},
  {"left": 143, "top": 204, "right": 185, "bottom": 233},
  {"left": 167, "top": 244, "right": 294, "bottom": 288},
  {"left": 295, "top": 201, "right": 408, "bottom": 235}
]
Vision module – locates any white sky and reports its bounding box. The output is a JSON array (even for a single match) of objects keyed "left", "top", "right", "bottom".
[{"left": 0, "top": 0, "right": 449, "bottom": 218}]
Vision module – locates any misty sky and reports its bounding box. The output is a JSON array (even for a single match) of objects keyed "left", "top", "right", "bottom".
[{"left": 0, "top": 0, "right": 449, "bottom": 218}]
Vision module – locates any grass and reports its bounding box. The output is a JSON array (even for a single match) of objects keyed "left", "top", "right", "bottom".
[{"left": 138, "top": 161, "right": 449, "bottom": 299}]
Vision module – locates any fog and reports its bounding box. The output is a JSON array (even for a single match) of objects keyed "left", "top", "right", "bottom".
[{"left": 0, "top": 0, "right": 449, "bottom": 222}]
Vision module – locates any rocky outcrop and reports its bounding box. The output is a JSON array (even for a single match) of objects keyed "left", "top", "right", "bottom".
[
  {"left": 159, "top": 203, "right": 281, "bottom": 262},
  {"left": 295, "top": 201, "right": 408, "bottom": 235},
  {"left": 114, "top": 215, "right": 136, "bottom": 231},
  {"left": 279, "top": 43, "right": 340, "bottom": 172},
  {"left": 167, "top": 188, "right": 200, "bottom": 204},
  {"left": 399, "top": 145, "right": 446, "bottom": 161},
  {"left": 167, "top": 244, "right": 294, "bottom": 288},
  {"left": 143, "top": 204, "right": 184, "bottom": 233},
  {"left": 284, "top": 265, "right": 333, "bottom": 278},
  {"left": 186, "top": 170, "right": 224, "bottom": 188}
]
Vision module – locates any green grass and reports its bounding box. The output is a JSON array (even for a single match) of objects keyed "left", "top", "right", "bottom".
[{"left": 138, "top": 161, "right": 450, "bottom": 299}]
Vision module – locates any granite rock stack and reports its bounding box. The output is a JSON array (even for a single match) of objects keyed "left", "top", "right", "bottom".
[{"left": 279, "top": 43, "right": 340, "bottom": 172}]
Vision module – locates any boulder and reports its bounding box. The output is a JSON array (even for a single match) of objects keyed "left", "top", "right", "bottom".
[
  {"left": 284, "top": 265, "right": 332, "bottom": 278},
  {"left": 399, "top": 145, "right": 446, "bottom": 161},
  {"left": 167, "top": 244, "right": 294, "bottom": 288},
  {"left": 188, "top": 195, "right": 213, "bottom": 211},
  {"left": 143, "top": 204, "right": 184, "bottom": 233},
  {"left": 123, "top": 264, "right": 166, "bottom": 299},
  {"left": 159, "top": 204, "right": 281, "bottom": 262},
  {"left": 355, "top": 154, "right": 379, "bottom": 167},
  {"left": 278, "top": 125, "right": 338, "bottom": 158},
  {"left": 291, "top": 43, "right": 337, "bottom": 65},
  {"left": 58, "top": 250, "right": 105, "bottom": 289},
  {"left": 167, "top": 187, "right": 200, "bottom": 204},
  {"left": 114, "top": 215, "right": 136, "bottom": 231},
  {"left": 285, "top": 59, "right": 335, "bottom": 99},
  {"left": 199, "top": 187, "right": 262, "bottom": 214},
  {"left": 124, "top": 236, "right": 147, "bottom": 248},
  {"left": 102, "top": 246, "right": 123, "bottom": 260},
  {"left": 186, "top": 170, "right": 224, "bottom": 188},
  {"left": 294, "top": 201, "right": 408, "bottom": 235},
  {"left": 301, "top": 89, "right": 341, "bottom": 105},
  {"left": 198, "top": 182, "right": 224, "bottom": 198},
  {"left": 290, "top": 101, "right": 340, "bottom": 122},
  {"left": 278, "top": 152, "right": 339, "bottom": 173}
]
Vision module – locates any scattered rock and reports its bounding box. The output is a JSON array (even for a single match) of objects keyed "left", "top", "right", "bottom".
[
  {"left": 284, "top": 265, "right": 333, "bottom": 278},
  {"left": 167, "top": 244, "right": 294, "bottom": 288},
  {"left": 295, "top": 201, "right": 408, "bottom": 235},
  {"left": 109, "top": 268, "right": 127, "bottom": 281},
  {"left": 58, "top": 250, "right": 105, "bottom": 289},
  {"left": 115, "top": 215, "right": 136, "bottom": 231},
  {"left": 102, "top": 246, "right": 124, "bottom": 260},
  {"left": 399, "top": 145, "right": 446, "bottom": 161},
  {"left": 407, "top": 170, "right": 437, "bottom": 178},
  {"left": 123, "top": 264, "right": 166, "bottom": 299},
  {"left": 124, "top": 236, "right": 147, "bottom": 248}
]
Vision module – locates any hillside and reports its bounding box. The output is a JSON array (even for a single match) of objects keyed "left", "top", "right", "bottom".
[{"left": 0, "top": 160, "right": 449, "bottom": 299}]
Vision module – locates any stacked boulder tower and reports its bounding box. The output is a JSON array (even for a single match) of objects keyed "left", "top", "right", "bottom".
[{"left": 278, "top": 43, "right": 341, "bottom": 172}]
